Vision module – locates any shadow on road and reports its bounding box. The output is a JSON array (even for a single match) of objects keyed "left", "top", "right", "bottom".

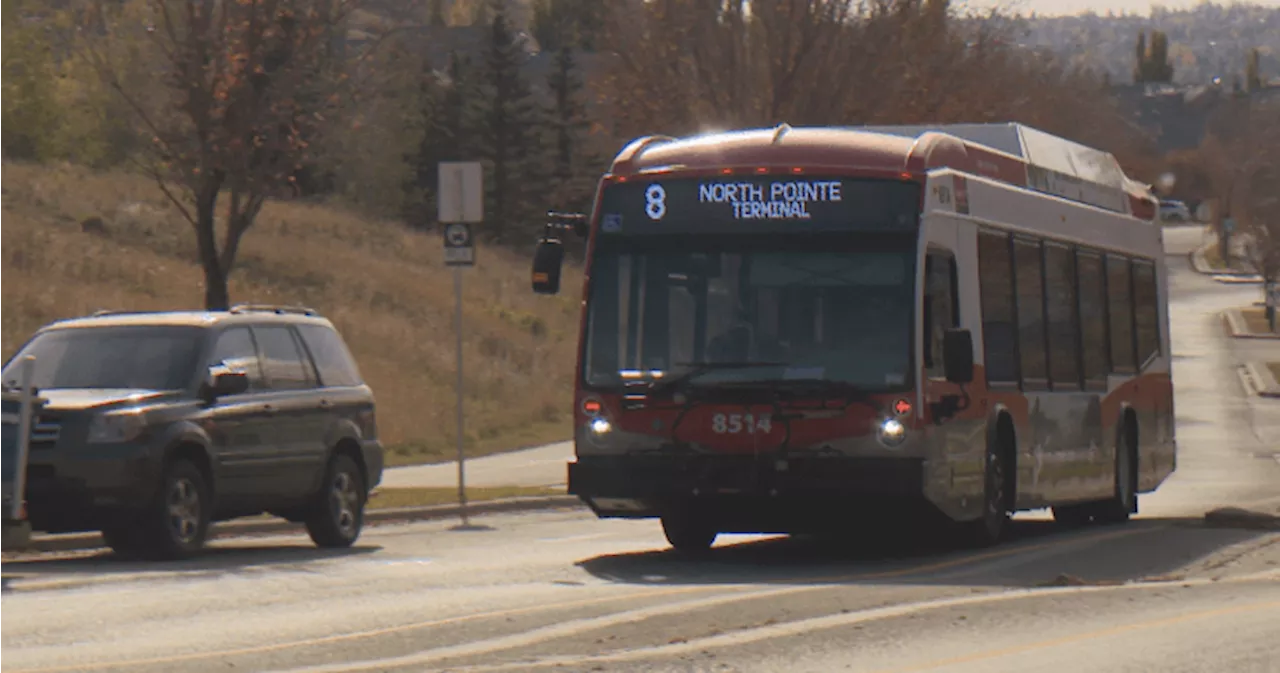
[
  {"left": 1, "top": 542, "right": 381, "bottom": 583},
  {"left": 576, "top": 517, "right": 1274, "bottom": 589}
]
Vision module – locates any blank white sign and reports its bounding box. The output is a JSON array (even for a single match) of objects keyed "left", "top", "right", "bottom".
[{"left": 438, "top": 161, "right": 484, "bottom": 223}]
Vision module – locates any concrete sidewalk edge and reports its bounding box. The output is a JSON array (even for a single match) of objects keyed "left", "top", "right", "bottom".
[
  {"left": 1243, "top": 362, "right": 1280, "bottom": 399},
  {"left": 1189, "top": 242, "right": 1260, "bottom": 280},
  {"left": 1222, "top": 308, "right": 1280, "bottom": 341},
  {"left": 12, "top": 495, "right": 586, "bottom": 554}
]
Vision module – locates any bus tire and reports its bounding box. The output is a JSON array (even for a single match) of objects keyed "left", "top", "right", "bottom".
[
  {"left": 661, "top": 512, "right": 717, "bottom": 554},
  {"left": 964, "top": 426, "right": 1013, "bottom": 547},
  {"left": 1097, "top": 420, "right": 1137, "bottom": 524}
]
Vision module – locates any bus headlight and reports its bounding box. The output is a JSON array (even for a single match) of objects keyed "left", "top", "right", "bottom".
[
  {"left": 877, "top": 417, "right": 907, "bottom": 448},
  {"left": 589, "top": 418, "right": 612, "bottom": 435}
]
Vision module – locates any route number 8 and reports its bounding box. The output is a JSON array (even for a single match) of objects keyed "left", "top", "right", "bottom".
[{"left": 645, "top": 184, "right": 667, "bottom": 221}]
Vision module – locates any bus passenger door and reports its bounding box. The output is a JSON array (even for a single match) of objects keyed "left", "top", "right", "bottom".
[{"left": 922, "top": 246, "right": 985, "bottom": 509}]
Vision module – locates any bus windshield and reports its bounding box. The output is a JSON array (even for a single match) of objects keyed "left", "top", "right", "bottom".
[{"left": 583, "top": 235, "right": 917, "bottom": 391}]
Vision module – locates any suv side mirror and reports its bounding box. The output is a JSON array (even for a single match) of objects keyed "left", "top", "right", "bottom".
[
  {"left": 532, "top": 237, "right": 565, "bottom": 295},
  {"left": 943, "top": 328, "right": 974, "bottom": 384},
  {"left": 203, "top": 367, "right": 249, "bottom": 401}
]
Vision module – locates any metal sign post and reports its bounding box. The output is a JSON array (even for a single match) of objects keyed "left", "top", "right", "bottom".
[
  {"left": 11, "top": 356, "right": 35, "bottom": 522},
  {"left": 438, "top": 162, "right": 481, "bottom": 528},
  {"left": 3, "top": 356, "right": 36, "bottom": 550}
]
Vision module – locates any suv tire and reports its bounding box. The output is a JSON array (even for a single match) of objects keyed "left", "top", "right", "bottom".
[
  {"left": 306, "top": 453, "right": 366, "bottom": 548},
  {"left": 136, "top": 459, "right": 211, "bottom": 560}
]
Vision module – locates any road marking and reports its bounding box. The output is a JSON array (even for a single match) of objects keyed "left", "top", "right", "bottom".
[
  {"left": 265, "top": 526, "right": 1151, "bottom": 673},
  {"left": 445, "top": 569, "right": 1280, "bottom": 672},
  {"left": 8, "top": 525, "right": 1148, "bottom": 673},
  {"left": 868, "top": 596, "right": 1280, "bottom": 673}
]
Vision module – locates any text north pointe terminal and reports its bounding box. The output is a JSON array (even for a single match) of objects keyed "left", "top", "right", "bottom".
[{"left": 696, "top": 180, "right": 843, "bottom": 219}]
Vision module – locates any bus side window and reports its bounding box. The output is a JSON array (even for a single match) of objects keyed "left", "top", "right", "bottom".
[
  {"left": 977, "top": 231, "right": 1019, "bottom": 384},
  {"left": 1044, "top": 242, "right": 1081, "bottom": 390},
  {"left": 1076, "top": 250, "right": 1110, "bottom": 390},
  {"left": 1014, "top": 237, "right": 1049, "bottom": 389},
  {"left": 1106, "top": 255, "right": 1137, "bottom": 373},
  {"left": 1132, "top": 260, "right": 1160, "bottom": 367},
  {"left": 924, "top": 249, "right": 959, "bottom": 378}
]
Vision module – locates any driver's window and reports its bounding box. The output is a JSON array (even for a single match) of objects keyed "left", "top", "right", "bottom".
[
  {"left": 207, "top": 327, "right": 265, "bottom": 391},
  {"left": 924, "top": 249, "right": 959, "bottom": 379}
]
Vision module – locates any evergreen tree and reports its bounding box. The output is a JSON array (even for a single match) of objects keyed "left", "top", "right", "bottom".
[
  {"left": 1149, "top": 31, "right": 1174, "bottom": 83},
  {"left": 406, "top": 51, "right": 480, "bottom": 227},
  {"left": 1133, "top": 31, "right": 1147, "bottom": 83},
  {"left": 545, "top": 44, "right": 595, "bottom": 211},
  {"left": 428, "top": 0, "right": 448, "bottom": 27},
  {"left": 1134, "top": 30, "right": 1174, "bottom": 84},
  {"left": 475, "top": 0, "right": 544, "bottom": 240},
  {"left": 1246, "top": 48, "right": 1263, "bottom": 93},
  {"left": 531, "top": 0, "right": 606, "bottom": 52}
]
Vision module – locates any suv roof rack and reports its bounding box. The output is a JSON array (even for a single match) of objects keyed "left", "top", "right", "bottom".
[
  {"left": 229, "top": 304, "right": 319, "bottom": 317},
  {"left": 90, "top": 309, "right": 156, "bottom": 318}
]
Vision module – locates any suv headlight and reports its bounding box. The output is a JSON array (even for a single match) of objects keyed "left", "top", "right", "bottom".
[{"left": 87, "top": 411, "right": 148, "bottom": 444}]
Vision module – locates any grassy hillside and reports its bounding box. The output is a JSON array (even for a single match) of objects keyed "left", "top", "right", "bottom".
[{"left": 0, "top": 162, "right": 584, "bottom": 465}]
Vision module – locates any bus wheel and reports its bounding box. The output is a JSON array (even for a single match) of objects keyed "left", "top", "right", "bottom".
[
  {"left": 965, "top": 437, "right": 1011, "bottom": 547},
  {"left": 661, "top": 512, "right": 717, "bottom": 554},
  {"left": 1097, "top": 423, "right": 1137, "bottom": 524}
]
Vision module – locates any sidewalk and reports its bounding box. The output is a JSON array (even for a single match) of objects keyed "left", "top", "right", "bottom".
[{"left": 381, "top": 441, "right": 573, "bottom": 489}]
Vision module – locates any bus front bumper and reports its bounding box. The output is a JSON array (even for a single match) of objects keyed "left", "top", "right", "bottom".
[{"left": 568, "top": 454, "right": 928, "bottom": 529}]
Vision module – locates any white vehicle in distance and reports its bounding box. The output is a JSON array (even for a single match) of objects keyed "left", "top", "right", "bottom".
[{"left": 1159, "top": 200, "right": 1192, "bottom": 222}]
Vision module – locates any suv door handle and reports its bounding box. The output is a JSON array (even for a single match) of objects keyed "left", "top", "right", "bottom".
[
  {"left": 319, "top": 400, "right": 332, "bottom": 410},
  {"left": 262, "top": 404, "right": 277, "bottom": 416}
]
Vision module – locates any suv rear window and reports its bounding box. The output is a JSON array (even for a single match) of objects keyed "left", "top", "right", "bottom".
[{"left": 296, "top": 324, "right": 364, "bottom": 387}]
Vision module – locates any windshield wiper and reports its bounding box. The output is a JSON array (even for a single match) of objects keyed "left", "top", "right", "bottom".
[{"left": 645, "top": 361, "right": 788, "bottom": 396}]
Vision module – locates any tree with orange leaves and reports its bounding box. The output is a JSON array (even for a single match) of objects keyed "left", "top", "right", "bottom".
[{"left": 81, "top": 0, "right": 377, "bottom": 309}]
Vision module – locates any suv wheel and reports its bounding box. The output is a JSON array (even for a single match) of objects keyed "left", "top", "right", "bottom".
[
  {"left": 306, "top": 453, "right": 366, "bottom": 548},
  {"left": 136, "top": 459, "right": 211, "bottom": 560}
]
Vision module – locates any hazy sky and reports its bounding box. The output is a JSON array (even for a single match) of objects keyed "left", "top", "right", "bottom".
[{"left": 958, "top": 0, "right": 1280, "bottom": 17}]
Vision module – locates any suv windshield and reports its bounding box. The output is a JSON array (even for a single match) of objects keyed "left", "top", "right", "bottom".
[
  {"left": 2, "top": 325, "right": 206, "bottom": 391},
  {"left": 583, "top": 234, "right": 916, "bottom": 390}
]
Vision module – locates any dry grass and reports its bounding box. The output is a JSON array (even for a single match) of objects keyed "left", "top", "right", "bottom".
[
  {"left": 1240, "top": 308, "right": 1279, "bottom": 336},
  {"left": 1, "top": 161, "right": 584, "bottom": 464}
]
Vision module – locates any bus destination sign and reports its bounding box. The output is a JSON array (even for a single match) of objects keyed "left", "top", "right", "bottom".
[
  {"left": 598, "top": 176, "right": 919, "bottom": 236},
  {"left": 694, "top": 180, "right": 843, "bottom": 220}
]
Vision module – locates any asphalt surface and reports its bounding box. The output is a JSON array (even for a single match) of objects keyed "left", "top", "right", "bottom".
[{"left": 3, "top": 224, "right": 1278, "bottom": 673}]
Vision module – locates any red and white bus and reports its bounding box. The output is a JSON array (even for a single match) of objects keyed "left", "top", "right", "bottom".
[{"left": 531, "top": 123, "right": 1175, "bottom": 552}]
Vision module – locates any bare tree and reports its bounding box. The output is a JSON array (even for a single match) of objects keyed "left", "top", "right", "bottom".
[
  {"left": 1231, "top": 105, "right": 1280, "bottom": 285},
  {"left": 81, "top": 0, "right": 375, "bottom": 309}
]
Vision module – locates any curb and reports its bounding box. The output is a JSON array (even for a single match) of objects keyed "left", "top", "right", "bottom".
[
  {"left": 1244, "top": 362, "right": 1280, "bottom": 399},
  {"left": 1190, "top": 241, "right": 1259, "bottom": 279},
  {"left": 1222, "top": 309, "right": 1280, "bottom": 341},
  {"left": 9, "top": 496, "right": 585, "bottom": 555}
]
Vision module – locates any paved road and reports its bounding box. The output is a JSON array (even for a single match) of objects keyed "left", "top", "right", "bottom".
[{"left": 3, "top": 224, "right": 1278, "bottom": 673}]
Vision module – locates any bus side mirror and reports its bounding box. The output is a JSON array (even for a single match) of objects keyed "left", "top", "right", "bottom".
[
  {"left": 532, "top": 238, "right": 565, "bottom": 295},
  {"left": 943, "top": 329, "right": 974, "bottom": 384}
]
